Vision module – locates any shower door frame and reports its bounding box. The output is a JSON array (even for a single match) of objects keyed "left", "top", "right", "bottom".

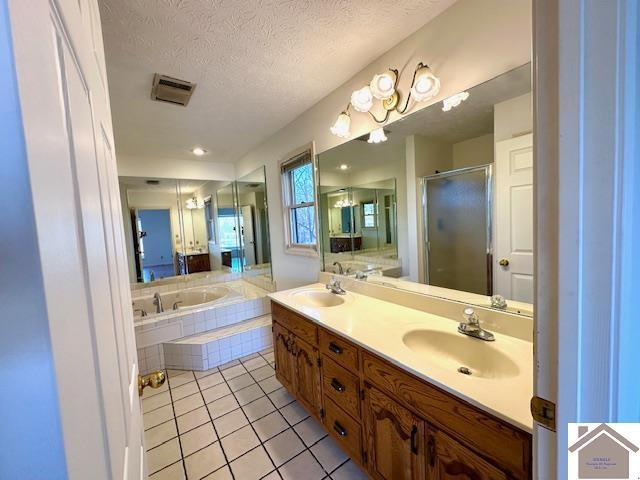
[{"left": 420, "top": 164, "right": 494, "bottom": 295}]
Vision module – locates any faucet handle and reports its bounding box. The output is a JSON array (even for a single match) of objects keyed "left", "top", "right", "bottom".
[{"left": 463, "top": 307, "right": 479, "bottom": 324}]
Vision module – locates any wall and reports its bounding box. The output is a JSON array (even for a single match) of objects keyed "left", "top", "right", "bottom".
[
  {"left": 234, "top": 0, "right": 532, "bottom": 289},
  {"left": 137, "top": 209, "right": 172, "bottom": 266},
  {"left": 452, "top": 133, "right": 494, "bottom": 169},
  {"left": 117, "top": 154, "right": 236, "bottom": 181},
  {"left": 494, "top": 92, "right": 533, "bottom": 142}
]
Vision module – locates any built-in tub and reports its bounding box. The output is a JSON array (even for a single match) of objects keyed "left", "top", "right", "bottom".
[{"left": 132, "top": 285, "right": 239, "bottom": 318}]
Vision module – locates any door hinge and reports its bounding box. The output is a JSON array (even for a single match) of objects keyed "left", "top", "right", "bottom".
[
  {"left": 360, "top": 388, "right": 365, "bottom": 401},
  {"left": 320, "top": 408, "right": 325, "bottom": 419},
  {"left": 317, "top": 358, "right": 322, "bottom": 368},
  {"left": 530, "top": 395, "right": 556, "bottom": 432}
]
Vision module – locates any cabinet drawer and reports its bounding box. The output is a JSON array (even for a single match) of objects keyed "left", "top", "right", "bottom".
[
  {"left": 324, "top": 397, "right": 362, "bottom": 463},
  {"left": 322, "top": 356, "right": 360, "bottom": 420},
  {"left": 271, "top": 301, "right": 318, "bottom": 346},
  {"left": 363, "top": 352, "right": 531, "bottom": 479},
  {"left": 319, "top": 328, "right": 359, "bottom": 374}
]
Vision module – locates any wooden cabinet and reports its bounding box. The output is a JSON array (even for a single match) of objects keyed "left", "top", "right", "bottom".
[
  {"left": 363, "top": 383, "right": 426, "bottom": 480},
  {"left": 427, "top": 428, "right": 510, "bottom": 480},
  {"left": 292, "top": 336, "right": 322, "bottom": 418},
  {"left": 177, "top": 252, "right": 210, "bottom": 274},
  {"left": 273, "top": 322, "right": 295, "bottom": 392},
  {"left": 329, "top": 236, "right": 362, "bottom": 253},
  {"left": 270, "top": 301, "right": 532, "bottom": 480}
]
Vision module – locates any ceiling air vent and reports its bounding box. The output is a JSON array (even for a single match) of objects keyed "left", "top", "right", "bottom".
[{"left": 151, "top": 74, "right": 196, "bottom": 106}]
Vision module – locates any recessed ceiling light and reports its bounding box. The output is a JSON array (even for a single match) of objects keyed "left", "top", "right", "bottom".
[
  {"left": 339, "top": 164, "right": 349, "bottom": 170},
  {"left": 191, "top": 147, "right": 207, "bottom": 156}
]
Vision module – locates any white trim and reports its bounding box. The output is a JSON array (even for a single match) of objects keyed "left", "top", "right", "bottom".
[{"left": 279, "top": 141, "right": 320, "bottom": 256}]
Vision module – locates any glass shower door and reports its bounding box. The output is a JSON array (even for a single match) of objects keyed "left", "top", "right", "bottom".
[{"left": 423, "top": 166, "right": 491, "bottom": 295}]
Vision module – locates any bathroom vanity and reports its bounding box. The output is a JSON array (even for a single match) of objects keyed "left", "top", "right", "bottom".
[{"left": 269, "top": 284, "right": 532, "bottom": 480}]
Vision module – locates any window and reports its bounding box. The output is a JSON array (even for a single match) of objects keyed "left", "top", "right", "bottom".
[
  {"left": 281, "top": 144, "right": 318, "bottom": 254},
  {"left": 363, "top": 201, "right": 377, "bottom": 228}
]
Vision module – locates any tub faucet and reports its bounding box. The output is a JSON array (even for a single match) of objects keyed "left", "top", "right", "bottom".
[
  {"left": 458, "top": 307, "right": 495, "bottom": 341},
  {"left": 153, "top": 292, "right": 164, "bottom": 314}
]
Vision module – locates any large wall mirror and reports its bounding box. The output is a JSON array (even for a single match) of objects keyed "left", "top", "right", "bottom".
[
  {"left": 317, "top": 63, "right": 533, "bottom": 316},
  {"left": 119, "top": 166, "right": 272, "bottom": 289}
]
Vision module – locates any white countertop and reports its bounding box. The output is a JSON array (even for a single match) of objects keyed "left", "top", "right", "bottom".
[{"left": 268, "top": 283, "right": 533, "bottom": 433}]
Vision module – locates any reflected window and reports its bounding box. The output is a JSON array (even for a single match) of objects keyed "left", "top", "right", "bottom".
[
  {"left": 217, "top": 208, "right": 238, "bottom": 248},
  {"left": 362, "top": 201, "right": 376, "bottom": 228}
]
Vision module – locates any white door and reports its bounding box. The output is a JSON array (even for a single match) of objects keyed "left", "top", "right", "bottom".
[
  {"left": 8, "top": 0, "right": 144, "bottom": 479},
  {"left": 494, "top": 134, "right": 534, "bottom": 303},
  {"left": 241, "top": 205, "right": 257, "bottom": 265}
]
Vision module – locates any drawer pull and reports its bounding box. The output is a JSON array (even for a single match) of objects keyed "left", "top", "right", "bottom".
[
  {"left": 328, "top": 342, "right": 343, "bottom": 354},
  {"left": 333, "top": 421, "right": 347, "bottom": 437},
  {"left": 410, "top": 425, "right": 418, "bottom": 454},
  {"left": 330, "top": 378, "right": 345, "bottom": 393}
]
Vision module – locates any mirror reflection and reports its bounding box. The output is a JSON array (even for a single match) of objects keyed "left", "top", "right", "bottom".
[
  {"left": 119, "top": 168, "right": 272, "bottom": 289},
  {"left": 317, "top": 64, "right": 533, "bottom": 316}
]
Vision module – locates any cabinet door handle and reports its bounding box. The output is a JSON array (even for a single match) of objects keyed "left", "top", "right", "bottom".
[
  {"left": 330, "top": 378, "right": 345, "bottom": 393},
  {"left": 333, "top": 421, "right": 347, "bottom": 437},
  {"left": 410, "top": 425, "right": 418, "bottom": 454},
  {"left": 328, "top": 342, "right": 343, "bottom": 354},
  {"left": 427, "top": 435, "right": 435, "bottom": 466}
]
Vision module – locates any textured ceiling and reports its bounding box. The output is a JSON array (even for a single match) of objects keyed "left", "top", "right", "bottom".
[{"left": 99, "top": 0, "right": 457, "bottom": 164}]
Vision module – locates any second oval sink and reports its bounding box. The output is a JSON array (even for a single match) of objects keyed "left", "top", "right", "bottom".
[
  {"left": 292, "top": 290, "right": 346, "bottom": 308},
  {"left": 402, "top": 329, "right": 520, "bottom": 379}
]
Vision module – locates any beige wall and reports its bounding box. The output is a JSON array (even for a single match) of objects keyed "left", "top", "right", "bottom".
[
  {"left": 494, "top": 92, "right": 533, "bottom": 142},
  {"left": 452, "top": 133, "right": 494, "bottom": 169},
  {"left": 236, "top": 0, "right": 531, "bottom": 289}
]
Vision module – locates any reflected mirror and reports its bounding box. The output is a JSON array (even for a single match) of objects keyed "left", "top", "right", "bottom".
[{"left": 317, "top": 64, "right": 533, "bottom": 316}]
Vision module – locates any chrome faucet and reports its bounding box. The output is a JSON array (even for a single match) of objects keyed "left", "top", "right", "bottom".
[
  {"left": 134, "top": 308, "right": 148, "bottom": 317},
  {"left": 152, "top": 292, "right": 164, "bottom": 314},
  {"left": 326, "top": 276, "right": 346, "bottom": 295},
  {"left": 172, "top": 301, "right": 183, "bottom": 310},
  {"left": 458, "top": 307, "right": 495, "bottom": 341},
  {"left": 490, "top": 294, "right": 507, "bottom": 310},
  {"left": 333, "top": 261, "right": 344, "bottom": 274}
]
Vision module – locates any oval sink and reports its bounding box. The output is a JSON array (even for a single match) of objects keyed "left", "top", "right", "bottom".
[
  {"left": 402, "top": 329, "right": 519, "bottom": 379},
  {"left": 292, "top": 290, "right": 346, "bottom": 308}
]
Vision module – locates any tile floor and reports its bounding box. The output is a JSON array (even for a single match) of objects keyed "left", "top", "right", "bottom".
[{"left": 142, "top": 348, "right": 369, "bottom": 480}]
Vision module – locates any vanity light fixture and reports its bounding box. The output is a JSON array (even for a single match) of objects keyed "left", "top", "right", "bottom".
[
  {"left": 367, "top": 127, "right": 388, "bottom": 144},
  {"left": 350, "top": 86, "right": 374, "bottom": 112},
  {"left": 330, "top": 111, "right": 351, "bottom": 137},
  {"left": 185, "top": 196, "right": 204, "bottom": 209},
  {"left": 334, "top": 199, "right": 354, "bottom": 208},
  {"left": 442, "top": 91, "right": 470, "bottom": 112},
  {"left": 330, "top": 62, "right": 441, "bottom": 137},
  {"left": 191, "top": 147, "right": 207, "bottom": 156}
]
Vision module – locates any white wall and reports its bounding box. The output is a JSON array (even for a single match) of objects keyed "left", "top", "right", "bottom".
[
  {"left": 117, "top": 154, "right": 236, "bottom": 181},
  {"left": 234, "top": 0, "right": 532, "bottom": 289},
  {"left": 452, "top": 133, "right": 494, "bottom": 169}
]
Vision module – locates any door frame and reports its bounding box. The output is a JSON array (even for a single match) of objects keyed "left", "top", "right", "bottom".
[{"left": 533, "top": 0, "right": 640, "bottom": 477}]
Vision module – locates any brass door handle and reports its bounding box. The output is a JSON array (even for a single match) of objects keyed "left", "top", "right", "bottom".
[
  {"left": 499, "top": 258, "right": 510, "bottom": 267},
  {"left": 138, "top": 371, "right": 166, "bottom": 396}
]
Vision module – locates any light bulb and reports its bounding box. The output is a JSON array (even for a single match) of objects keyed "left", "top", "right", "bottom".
[
  {"left": 370, "top": 71, "right": 396, "bottom": 100},
  {"left": 367, "top": 128, "right": 388, "bottom": 144},
  {"left": 411, "top": 65, "right": 440, "bottom": 102},
  {"left": 339, "top": 164, "right": 349, "bottom": 170},
  {"left": 442, "top": 92, "right": 470, "bottom": 111},
  {"left": 330, "top": 112, "right": 351, "bottom": 138},
  {"left": 192, "top": 147, "right": 206, "bottom": 156},
  {"left": 350, "top": 86, "right": 374, "bottom": 112}
]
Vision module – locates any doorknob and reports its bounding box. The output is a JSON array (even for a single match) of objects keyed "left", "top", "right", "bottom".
[
  {"left": 499, "top": 258, "right": 510, "bottom": 267},
  {"left": 138, "top": 371, "right": 166, "bottom": 396}
]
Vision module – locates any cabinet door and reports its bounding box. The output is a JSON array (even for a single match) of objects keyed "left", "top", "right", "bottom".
[
  {"left": 292, "top": 336, "right": 322, "bottom": 419},
  {"left": 273, "top": 322, "right": 295, "bottom": 392},
  {"left": 427, "top": 428, "right": 509, "bottom": 480},
  {"left": 363, "top": 383, "right": 426, "bottom": 480}
]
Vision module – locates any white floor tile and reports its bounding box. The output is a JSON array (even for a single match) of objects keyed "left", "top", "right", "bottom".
[
  {"left": 184, "top": 442, "right": 226, "bottom": 480},
  {"left": 142, "top": 391, "right": 172, "bottom": 413},
  {"left": 170, "top": 381, "right": 199, "bottom": 401},
  {"left": 280, "top": 400, "right": 310, "bottom": 425},
  {"left": 310, "top": 435, "right": 348, "bottom": 473},
  {"left": 263, "top": 428, "right": 305, "bottom": 467},
  {"left": 242, "top": 396, "right": 276, "bottom": 422},
  {"left": 173, "top": 392, "right": 205, "bottom": 416},
  {"left": 213, "top": 408, "right": 248, "bottom": 438},
  {"left": 149, "top": 460, "right": 184, "bottom": 480},
  {"left": 202, "top": 465, "right": 233, "bottom": 480},
  {"left": 294, "top": 416, "right": 327, "bottom": 446},
  {"left": 252, "top": 411, "right": 289, "bottom": 442},
  {"left": 144, "top": 404, "right": 174, "bottom": 430},
  {"left": 229, "top": 446, "right": 275, "bottom": 480},
  {"left": 227, "top": 373, "right": 255, "bottom": 392},
  {"left": 234, "top": 383, "right": 264, "bottom": 406},
  {"left": 278, "top": 450, "right": 325, "bottom": 480},
  {"left": 144, "top": 420, "right": 177, "bottom": 450},
  {"left": 268, "top": 387, "right": 295, "bottom": 408},
  {"left": 180, "top": 422, "right": 217, "bottom": 457},
  {"left": 176, "top": 406, "right": 209, "bottom": 434},
  {"left": 258, "top": 375, "right": 282, "bottom": 394},
  {"left": 197, "top": 372, "right": 224, "bottom": 390},
  {"left": 202, "top": 383, "right": 232, "bottom": 404},
  {"left": 220, "top": 424, "right": 260, "bottom": 460},
  {"left": 207, "top": 394, "right": 240, "bottom": 420},
  {"left": 330, "top": 459, "right": 368, "bottom": 480},
  {"left": 147, "top": 437, "right": 181, "bottom": 475}
]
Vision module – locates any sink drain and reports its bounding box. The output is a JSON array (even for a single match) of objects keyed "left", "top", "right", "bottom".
[{"left": 457, "top": 366, "right": 472, "bottom": 375}]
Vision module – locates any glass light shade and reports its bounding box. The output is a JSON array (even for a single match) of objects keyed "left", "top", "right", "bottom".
[
  {"left": 442, "top": 91, "right": 470, "bottom": 111},
  {"left": 411, "top": 66, "right": 440, "bottom": 102},
  {"left": 330, "top": 112, "right": 351, "bottom": 138},
  {"left": 185, "top": 196, "right": 204, "bottom": 209},
  {"left": 367, "top": 127, "right": 388, "bottom": 144},
  {"left": 191, "top": 147, "right": 206, "bottom": 156},
  {"left": 370, "top": 71, "right": 396, "bottom": 100},
  {"left": 350, "top": 86, "right": 374, "bottom": 112}
]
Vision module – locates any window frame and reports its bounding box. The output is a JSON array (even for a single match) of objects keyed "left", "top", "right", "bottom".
[
  {"left": 280, "top": 142, "right": 319, "bottom": 256},
  {"left": 362, "top": 201, "right": 377, "bottom": 228}
]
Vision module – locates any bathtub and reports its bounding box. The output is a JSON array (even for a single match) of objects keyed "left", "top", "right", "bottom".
[{"left": 132, "top": 285, "right": 238, "bottom": 318}]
